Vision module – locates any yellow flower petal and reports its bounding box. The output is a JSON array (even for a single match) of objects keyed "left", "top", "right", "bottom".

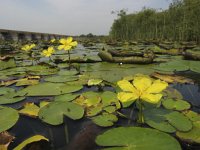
[
  {"left": 30, "top": 44, "right": 36, "bottom": 49},
  {"left": 140, "top": 93, "right": 162, "bottom": 104},
  {"left": 59, "top": 38, "right": 67, "bottom": 45},
  {"left": 117, "top": 80, "right": 138, "bottom": 93},
  {"left": 133, "top": 76, "right": 152, "bottom": 92},
  {"left": 146, "top": 79, "right": 168, "bottom": 94},
  {"left": 117, "top": 92, "right": 139, "bottom": 103},
  {"left": 64, "top": 45, "right": 72, "bottom": 51},
  {"left": 58, "top": 45, "right": 65, "bottom": 50},
  {"left": 48, "top": 47, "right": 55, "bottom": 53},
  {"left": 70, "top": 41, "right": 78, "bottom": 47},
  {"left": 66, "top": 37, "right": 73, "bottom": 43}
]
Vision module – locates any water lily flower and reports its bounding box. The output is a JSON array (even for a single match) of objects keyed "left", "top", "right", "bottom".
[
  {"left": 117, "top": 76, "right": 168, "bottom": 104},
  {"left": 50, "top": 39, "right": 56, "bottom": 43},
  {"left": 21, "top": 44, "right": 36, "bottom": 51},
  {"left": 41, "top": 47, "right": 55, "bottom": 57},
  {"left": 58, "top": 37, "right": 78, "bottom": 51}
]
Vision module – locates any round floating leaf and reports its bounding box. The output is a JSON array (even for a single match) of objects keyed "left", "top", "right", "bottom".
[
  {"left": 154, "top": 60, "right": 189, "bottom": 72},
  {"left": 87, "top": 105, "right": 103, "bottom": 117},
  {"left": 20, "top": 82, "right": 64, "bottom": 96},
  {"left": 54, "top": 93, "right": 79, "bottom": 102},
  {"left": 60, "top": 84, "right": 83, "bottom": 94},
  {"left": 144, "top": 108, "right": 192, "bottom": 133},
  {"left": 39, "top": 101, "right": 84, "bottom": 125},
  {"left": 0, "top": 95, "right": 25, "bottom": 105},
  {"left": 189, "top": 61, "right": 200, "bottom": 73},
  {"left": 0, "top": 87, "right": 15, "bottom": 95},
  {"left": 176, "top": 121, "right": 200, "bottom": 144},
  {"left": 13, "top": 135, "right": 49, "bottom": 150},
  {"left": 0, "top": 106, "right": 19, "bottom": 132},
  {"left": 162, "top": 99, "right": 191, "bottom": 111},
  {"left": 58, "top": 70, "right": 78, "bottom": 76},
  {"left": 44, "top": 75, "right": 78, "bottom": 83},
  {"left": 96, "top": 127, "right": 181, "bottom": 150},
  {"left": 19, "top": 103, "right": 40, "bottom": 117},
  {"left": 92, "top": 113, "right": 118, "bottom": 127},
  {"left": 183, "top": 110, "right": 200, "bottom": 122},
  {"left": 88, "top": 79, "right": 103, "bottom": 86}
]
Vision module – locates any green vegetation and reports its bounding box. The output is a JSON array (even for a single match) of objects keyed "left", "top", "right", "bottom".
[{"left": 110, "top": 0, "right": 200, "bottom": 43}]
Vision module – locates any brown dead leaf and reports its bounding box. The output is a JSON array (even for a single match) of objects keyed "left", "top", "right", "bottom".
[{"left": 0, "top": 131, "right": 15, "bottom": 149}]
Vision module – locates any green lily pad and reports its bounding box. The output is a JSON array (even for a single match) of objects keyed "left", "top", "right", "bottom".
[
  {"left": 0, "top": 87, "right": 15, "bottom": 95},
  {"left": 20, "top": 83, "right": 83, "bottom": 96},
  {"left": 176, "top": 121, "right": 200, "bottom": 144},
  {"left": 13, "top": 135, "right": 49, "bottom": 150},
  {"left": 92, "top": 113, "right": 118, "bottom": 127},
  {"left": 87, "top": 105, "right": 103, "bottom": 117},
  {"left": 88, "top": 79, "right": 103, "bottom": 86},
  {"left": 144, "top": 108, "right": 192, "bottom": 133},
  {"left": 0, "top": 106, "right": 19, "bottom": 132},
  {"left": 39, "top": 101, "right": 84, "bottom": 125},
  {"left": 44, "top": 75, "right": 79, "bottom": 83},
  {"left": 162, "top": 99, "right": 191, "bottom": 111},
  {"left": 0, "top": 59, "right": 16, "bottom": 70},
  {"left": 164, "top": 88, "right": 183, "bottom": 99},
  {"left": 54, "top": 93, "right": 79, "bottom": 102},
  {"left": 154, "top": 60, "right": 189, "bottom": 72},
  {"left": 58, "top": 70, "right": 78, "bottom": 76},
  {"left": 96, "top": 127, "right": 181, "bottom": 150}
]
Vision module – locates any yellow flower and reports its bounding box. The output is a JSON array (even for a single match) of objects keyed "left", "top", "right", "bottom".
[
  {"left": 21, "top": 44, "right": 36, "bottom": 51},
  {"left": 41, "top": 47, "right": 55, "bottom": 57},
  {"left": 58, "top": 37, "right": 78, "bottom": 51},
  {"left": 117, "top": 75, "right": 168, "bottom": 104},
  {"left": 50, "top": 39, "right": 56, "bottom": 43}
]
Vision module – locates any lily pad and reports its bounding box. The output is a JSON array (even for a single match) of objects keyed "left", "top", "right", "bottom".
[
  {"left": 19, "top": 103, "right": 40, "bottom": 117},
  {"left": 0, "top": 59, "right": 16, "bottom": 70},
  {"left": 58, "top": 70, "right": 78, "bottom": 76},
  {"left": 92, "top": 113, "right": 118, "bottom": 127},
  {"left": 20, "top": 83, "right": 83, "bottom": 96},
  {"left": 0, "top": 87, "right": 15, "bottom": 95},
  {"left": 39, "top": 101, "right": 84, "bottom": 125},
  {"left": 54, "top": 93, "right": 79, "bottom": 102},
  {"left": 44, "top": 75, "right": 79, "bottom": 83},
  {"left": 0, "top": 91, "right": 26, "bottom": 104},
  {"left": 144, "top": 108, "right": 192, "bottom": 133},
  {"left": 162, "top": 99, "right": 191, "bottom": 111},
  {"left": 0, "top": 106, "right": 19, "bottom": 132},
  {"left": 13, "top": 135, "right": 49, "bottom": 150},
  {"left": 96, "top": 127, "right": 181, "bottom": 150},
  {"left": 88, "top": 79, "right": 103, "bottom": 86}
]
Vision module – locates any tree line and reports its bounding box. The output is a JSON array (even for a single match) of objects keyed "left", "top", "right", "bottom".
[{"left": 109, "top": 0, "right": 200, "bottom": 43}]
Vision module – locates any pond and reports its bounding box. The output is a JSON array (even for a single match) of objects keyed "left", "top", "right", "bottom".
[{"left": 0, "top": 38, "right": 200, "bottom": 150}]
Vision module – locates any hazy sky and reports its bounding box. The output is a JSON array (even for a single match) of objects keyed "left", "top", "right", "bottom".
[{"left": 0, "top": 0, "right": 171, "bottom": 35}]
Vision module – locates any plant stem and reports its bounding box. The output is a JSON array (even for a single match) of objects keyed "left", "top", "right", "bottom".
[
  {"left": 138, "top": 100, "right": 144, "bottom": 124},
  {"left": 68, "top": 51, "right": 71, "bottom": 70}
]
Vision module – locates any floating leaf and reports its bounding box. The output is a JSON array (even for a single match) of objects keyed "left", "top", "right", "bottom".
[
  {"left": 44, "top": 75, "right": 78, "bottom": 83},
  {"left": 15, "top": 78, "right": 39, "bottom": 86},
  {"left": 0, "top": 93, "right": 25, "bottom": 105},
  {"left": 58, "top": 70, "right": 78, "bottom": 76},
  {"left": 0, "top": 59, "right": 16, "bottom": 71},
  {"left": 13, "top": 135, "right": 48, "bottom": 150},
  {"left": 54, "top": 93, "right": 79, "bottom": 102},
  {"left": 96, "top": 127, "right": 181, "bottom": 150},
  {"left": 0, "top": 106, "right": 19, "bottom": 132},
  {"left": 92, "top": 113, "right": 118, "bottom": 127},
  {"left": 20, "top": 83, "right": 83, "bottom": 96},
  {"left": 88, "top": 79, "right": 103, "bottom": 86},
  {"left": 144, "top": 108, "right": 192, "bottom": 133},
  {"left": 0, "top": 87, "right": 15, "bottom": 95},
  {"left": 39, "top": 101, "right": 50, "bottom": 108},
  {"left": 162, "top": 99, "right": 191, "bottom": 111},
  {"left": 87, "top": 105, "right": 103, "bottom": 117},
  {"left": 19, "top": 103, "right": 40, "bottom": 117},
  {"left": 39, "top": 101, "right": 84, "bottom": 125}
]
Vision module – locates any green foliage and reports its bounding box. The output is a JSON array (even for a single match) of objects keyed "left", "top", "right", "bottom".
[
  {"left": 0, "top": 106, "right": 19, "bottom": 132},
  {"left": 110, "top": 0, "right": 200, "bottom": 43},
  {"left": 96, "top": 127, "right": 181, "bottom": 150}
]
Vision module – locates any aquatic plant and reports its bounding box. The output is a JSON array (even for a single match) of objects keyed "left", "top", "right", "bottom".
[
  {"left": 21, "top": 44, "right": 36, "bottom": 52},
  {"left": 117, "top": 74, "right": 168, "bottom": 123},
  {"left": 41, "top": 46, "right": 55, "bottom": 57},
  {"left": 58, "top": 37, "right": 78, "bottom": 68}
]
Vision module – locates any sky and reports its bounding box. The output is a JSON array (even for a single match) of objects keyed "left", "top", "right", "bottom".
[{"left": 0, "top": 0, "right": 171, "bottom": 35}]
